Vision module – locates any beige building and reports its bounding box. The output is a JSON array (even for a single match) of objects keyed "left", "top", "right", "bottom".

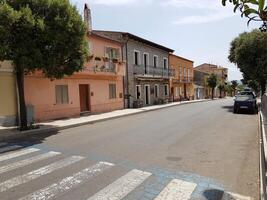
[
  {"left": 0, "top": 61, "right": 17, "bottom": 126},
  {"left": 194, "top": 63, "right": 228, "bottom": 98}
]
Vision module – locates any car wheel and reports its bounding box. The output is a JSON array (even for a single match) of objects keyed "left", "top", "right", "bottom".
[{"left": 234, "top": 107, "right": 238, "bottom": 113}]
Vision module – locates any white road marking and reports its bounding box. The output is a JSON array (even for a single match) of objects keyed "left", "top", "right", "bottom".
[
  {"left": 0, "top": 145, "right": 21, "bottom": 153},
  {"left": 0, "top": 151, "right": 61, "bottom": 174},
  {"left": 222, "top": 191, "right": 253, "bottom": 200},
  {"left": 154, "top": 179, "right": 197, "bottom": 200},
  {"left": 19, "top": 162, "right": 114, "bottom": 200},
  {"left": 0, "top": 156, "right": 84, "bottom": 192},
  {"left": 0, "top": 148, "right": 40, "bottom": 162},
  {"left": 87, "top": 169, "right": 152, "bottom": 200}
]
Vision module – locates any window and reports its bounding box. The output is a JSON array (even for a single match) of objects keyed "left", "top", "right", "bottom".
[
  {"left": 109, "top": 84, "right": 116, "bottom": 99},
  {"left": 105, "top": 47, "right": 119, "bottom": 59},
  {"left": 134, "top": 51, "right": 140, "bottom": 65},
  {"left": 153, "top": 55, "right": 158, "bottom": 68},
  {"left": 143, "top": 53, "right": 149, "bottom": 67},
  {"left": 179, "top": 66, "right": 183, "bottom": 80},
  {"left": 163, "top": 58, "right": 168, "bottom": 69},
  {"left": 154, "top": 85, "right": 159, "bottom": 98},
  {"left": 136, "top": 85, "right": 141, "bottom": 99},
  {"left": 164, "top": 84, "right": 169, "bottom": 96},
  {"left": 55, "top": 85, "right": 69, "bottom": 104}
]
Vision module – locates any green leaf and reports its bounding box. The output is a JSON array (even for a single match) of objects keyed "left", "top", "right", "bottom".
[
  {"left": 259, "top": 0, "right": 265, "bottom": 11},
  {"left": 243, "top": 8, "right": 259, "bottom": 16}
]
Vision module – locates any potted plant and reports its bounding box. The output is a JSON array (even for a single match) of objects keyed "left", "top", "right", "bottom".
[
  {"left": 112, "top": 58, "right": 118, "bottom": 63},
  {"left": 87, "top": 54, "right": 94, "bottom": 61},
  {"left": 102, "top": 57, "right": 109, "bottom": 62},
  {"left": 95, "top": 56, "right": 101, "bottom": 61}
]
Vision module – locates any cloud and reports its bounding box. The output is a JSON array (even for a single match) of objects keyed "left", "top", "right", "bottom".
[
  {"left": 162, "top": 0, "right": 236, "bottom": 25},
  {"left": 173, "top": 12, "right": 234, "bottom": 25}
]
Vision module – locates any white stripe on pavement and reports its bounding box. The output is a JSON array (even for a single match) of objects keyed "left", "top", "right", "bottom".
[
  {"left": 154, "top": 179, "right": 197, "bottom": 200},
  {"left": 0, "top": 151, "right": 61, "bottom": 174},
  {"left": 222, "top": 191, "right": 253, "bottom": 200},
  {"left": 19, "top": 162, "right": 114, "bottom": 200},
  {"left": 87, "top": 169, "right": 152, "bottom": 200},
  {"left": 0, "top": 148, "right": 40, "bottom": 162},
  {"left": 0, "top": 156, "right": 84, "bottom": 192}
]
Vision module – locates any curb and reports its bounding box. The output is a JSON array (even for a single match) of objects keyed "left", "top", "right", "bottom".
[
  {"left": 259, "top": 111, "right": 267, "bottom": 200},
  {"left": 0, "top": 98, "right": 217, "bottom": 142}
]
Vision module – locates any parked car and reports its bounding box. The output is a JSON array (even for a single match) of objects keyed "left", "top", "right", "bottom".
[{"left": 234, "top": 92, "right": 257, "bottom": 114}]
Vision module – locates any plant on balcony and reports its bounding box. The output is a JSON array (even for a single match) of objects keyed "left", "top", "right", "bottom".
[
  {"left": 87, "top": 54, "right": 94, "bottom": 62},
  {"left": 95, "top": 56, "right": 101, "bottom": 61},
  {"left": 112, "top": 58, "right": 118, "bottom": 63},
  {"left": 102, "top": 57, "right": 109, "bottom": 62}
]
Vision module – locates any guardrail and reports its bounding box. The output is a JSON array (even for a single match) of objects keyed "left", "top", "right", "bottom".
[{"left": 259, "top": 110, "right": 267, "bottom": 200}]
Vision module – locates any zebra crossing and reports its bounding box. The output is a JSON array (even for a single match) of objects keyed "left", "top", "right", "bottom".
[{"left": 0, "top": 145, "right": 253, "bottom": 200}]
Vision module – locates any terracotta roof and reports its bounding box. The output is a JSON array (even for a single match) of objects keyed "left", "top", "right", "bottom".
[
  {"left": 92, "top": 30, "right": 174, "bottom": 53},
  {"left": 170, "top": 54, "right": 194, "bottom": 63}
]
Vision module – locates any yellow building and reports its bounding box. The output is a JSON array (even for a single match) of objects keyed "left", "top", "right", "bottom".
[
  {"left": 169, "top": 54, "right": 194, "bottom": 101},
  {"left": 0, "top": 61, "right": 17, "bottom": 126}
]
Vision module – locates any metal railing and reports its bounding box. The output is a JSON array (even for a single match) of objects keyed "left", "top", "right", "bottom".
[
  {"left": 133, "top": 65, "right": 175, "bottom": 78},
  {"left": 259, "top": 111, "right": 267, "bottom": 200},
  {"left": 82, "top": 64, "right": 116, "bottom": 73},
  {"left": 172, "top": 77, "right": 194, "bottom": 84}
]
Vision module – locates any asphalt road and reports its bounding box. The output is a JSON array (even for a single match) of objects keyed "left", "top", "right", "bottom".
[{"left": 0, "top": 98, "right": 259, "bottom": 200}]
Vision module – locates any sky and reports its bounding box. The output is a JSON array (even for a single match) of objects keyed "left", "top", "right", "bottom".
[{"left": 70, "top": 0, "right": 262, "bottom": 81}]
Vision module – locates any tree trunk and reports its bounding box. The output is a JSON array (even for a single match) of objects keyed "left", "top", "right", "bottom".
[
  {"left": 16, "top": 67, "right": 27, "bottom": 130},
  {"left": 211, "top": 88, "right": 214, "bottom": 100}
]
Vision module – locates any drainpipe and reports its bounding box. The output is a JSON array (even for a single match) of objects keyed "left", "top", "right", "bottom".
[{"left": 125, "top": 37, "right": 130, "bottom": 108}]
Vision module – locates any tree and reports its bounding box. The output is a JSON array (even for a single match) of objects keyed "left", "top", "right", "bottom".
[
  {"left": 207, "top": 73, "right": 218, "bottom": 100},
  {"left": 222, "top": 0, "right": 267, "bottom": 31},
  {"left": 228, "top": 30, "right": 267, "bottom": 96},
  {"left": 226, "top": 83, "right": 234, "bottom": 96},
  {"left": 218, "top": 83, "right": 226, "bottom": 98},
  {"left": 0, "top": 0, "right": 88, "bottom": 130},
  {"left": 231, "top": 80, "right": 238, "bottom": 95}
]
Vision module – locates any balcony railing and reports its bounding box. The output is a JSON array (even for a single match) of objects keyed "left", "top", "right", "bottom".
[
  {"left": 172, "top": 77, "right": 194, "bottom": 84},
  {"left": 133, "top": 65, "right": 175, "bottom": 78},
  {"left": 82, "top": 64, "right": 116, "bottom": 73}
]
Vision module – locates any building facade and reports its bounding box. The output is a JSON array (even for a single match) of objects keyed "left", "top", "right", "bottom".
[
  {"left": 93, "top": 31, "right": 174, "bottom": 108},
  {"left": 169, "top": 54, "right": 194, "bottom": 101},
  {"left": 194, "top": 63, "right": 228, "bottom": 98},
  {"left": 193, "top": 70, "right": 209, "bottom": 99},
  {"left": 24, "top": 35, "right": 125, "bottom": 122},
  {"left": 0, "top": 61, "right": 17, "bottom": 126}
]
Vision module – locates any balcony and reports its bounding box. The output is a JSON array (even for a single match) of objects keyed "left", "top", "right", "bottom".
[
  {"left": 133, "top": 65, "right": 175, "bottom": 78},
  {"left": 172, "top": 77, "right": 194, "bottom": 84}
]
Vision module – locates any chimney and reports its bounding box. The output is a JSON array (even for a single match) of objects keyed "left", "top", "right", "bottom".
[{"left": 84, "top": 3, "right": 92, "bottom": 33}]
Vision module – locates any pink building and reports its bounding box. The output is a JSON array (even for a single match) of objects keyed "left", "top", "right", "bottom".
[{"left": 24, "top": 31, "right": 125, "bottom": 122}]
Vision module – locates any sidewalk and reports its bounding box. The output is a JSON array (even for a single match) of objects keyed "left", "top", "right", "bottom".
[{"left": 0, "top": 99, "right": 212, "bottom": 142}]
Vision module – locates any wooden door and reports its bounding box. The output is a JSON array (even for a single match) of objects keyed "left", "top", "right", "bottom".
[{"left": 79, "top": 84, "right": 90, "bottom": 112}]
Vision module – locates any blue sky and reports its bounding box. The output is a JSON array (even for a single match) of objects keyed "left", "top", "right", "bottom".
[{"left": 70, "top": 0, "right": 261, "bottom": 81}]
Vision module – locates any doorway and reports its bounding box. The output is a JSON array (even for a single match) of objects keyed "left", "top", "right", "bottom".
[
  {"left": 144, "top": 85, "right": 150, "bottom": 105},
  {"left": 79, "top": 84, "right": 90, "bottom": 112}
]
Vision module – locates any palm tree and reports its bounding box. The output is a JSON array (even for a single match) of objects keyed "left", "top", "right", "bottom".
[{"left": 207, "top": 73, "right": 218, "bottom": 100}]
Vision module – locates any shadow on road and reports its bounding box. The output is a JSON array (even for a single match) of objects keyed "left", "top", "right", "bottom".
[
  {"left": 0, "top": 128, "right": 59, "bottom": 154},
  {"left": 221, "top": 106, "right": 257, "bottom": 115},
  {"left": 203, "top": 189, "right": 224, "bottom": 200}
]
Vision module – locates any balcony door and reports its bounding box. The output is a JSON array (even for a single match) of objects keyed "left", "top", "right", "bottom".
[
  {"left": 143, "top": 53, "right": 149, "bottom": 74},
  {"left": 79, "top": 84, "right": 91, "bottom": 113},
  {"left": 144, "top": 85, "right": 150, "bottom": 105}
]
